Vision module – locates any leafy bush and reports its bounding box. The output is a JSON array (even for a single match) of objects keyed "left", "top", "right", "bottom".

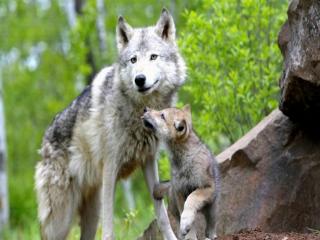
[{"left": 179, "top": 0, "right": 287, "bottom": 152}]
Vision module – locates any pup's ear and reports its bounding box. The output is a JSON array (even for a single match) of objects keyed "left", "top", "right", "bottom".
[
  {"left": 155, "top": 8, "right": 176, "bottom": 42},
  {"left": 174, "top": 119, "right": 187, "bottom": 134},
  {"left": 116, "top": 16, "right": 134, "bottom": 52},
  {"left": 182, "top": 104, "right": 192, "bottom": 124}
]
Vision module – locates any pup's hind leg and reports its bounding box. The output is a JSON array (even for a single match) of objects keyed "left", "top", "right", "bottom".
[
  {"left": 79, "top": 187, "right": 101, "bottom": 240},
  {"left": 204, "top": 202, "right": 217, "bottom": 239},
  {"left": 182, "top": 225, "right": 197, "bottom": 240},
  {"left": 36, "top": 160, "right": 78, "bottom": 240}
]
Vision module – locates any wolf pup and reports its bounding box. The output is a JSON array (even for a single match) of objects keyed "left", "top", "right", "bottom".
[
  {"left": 35, "top": 9, "right": 185, "bottom": 240},
  {"left": 142, "top": 105, "right": 220, "bottom": 240}
]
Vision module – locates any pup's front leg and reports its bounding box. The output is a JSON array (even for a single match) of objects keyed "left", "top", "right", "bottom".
[
  {"left": 143, "top": 158, "right": 178, "bottom": 240},
  {"left": 153, "top": 181, "right": 170, "bottom": 200},
  {"left": 180, "top": 187, "right": 214, "bottom": 238},
  {"left": 102, "top": 159, "right": 118, "bottom": 240}
]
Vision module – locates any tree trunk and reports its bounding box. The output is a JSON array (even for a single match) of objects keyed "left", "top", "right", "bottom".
[
  {"left": 75, "top": 0, "right": 97, "bottom": 85},
  {"left": 96, "top": 0, "right": 107, "bottom": 54},
  {"left": 0, "top": 71, "right": 9, "bottom": 231},
  {"left": 63, "top": 0, "right": 77, "bottom": 28}
]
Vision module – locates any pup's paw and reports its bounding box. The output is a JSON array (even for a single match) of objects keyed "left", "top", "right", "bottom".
[{"left": 180, "top": 210, "right": 195, "bottom": 237}]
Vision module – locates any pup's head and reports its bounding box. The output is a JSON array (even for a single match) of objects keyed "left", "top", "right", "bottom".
[
  {"left": 142, "top": 105, "right": 192, "bottom": 142},
  {"left": 116, "top": 8, "right": 186, "bottom": 102}
]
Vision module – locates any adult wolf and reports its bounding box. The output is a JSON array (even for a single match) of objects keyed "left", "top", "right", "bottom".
[{"left": 35, "top": 8, "right": 186, "bottom": 240}]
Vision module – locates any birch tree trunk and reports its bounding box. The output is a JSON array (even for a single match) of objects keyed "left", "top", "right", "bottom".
[
  {"left": 63, "top": 0, "right": 77, "bottom": 28},
  {"left": 0, "top": 71, "right": 9, "bottom": 231},
  {"left": 96, "top": 0, "right": 107, "bottom": 54}
]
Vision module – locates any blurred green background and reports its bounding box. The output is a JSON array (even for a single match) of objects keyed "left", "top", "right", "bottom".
[{"left": 0, "top": 0, "right": 288, "bottom": 239}]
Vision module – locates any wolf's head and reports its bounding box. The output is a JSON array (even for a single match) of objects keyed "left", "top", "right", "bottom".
[{"left": 116, "top": 8, "right": 186, "bottom": 104}]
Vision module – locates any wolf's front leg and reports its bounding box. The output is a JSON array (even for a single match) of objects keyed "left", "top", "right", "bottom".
[
  {"left": 143, "top": 158, "right": 178, "bottom": 240},
  {"left": 102, "top": 159, "right": 118, "bottom": 240}
]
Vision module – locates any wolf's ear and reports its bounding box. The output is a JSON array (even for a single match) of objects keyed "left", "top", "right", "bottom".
[
  {"left": 155, "top": 8, "right": 176, "bottom": 42},
  {"left": 116, "top": 16, "right": 134, "bottom": 51},
  {"left": 182, "top": 104, "right": 192, "bottom": 124}
]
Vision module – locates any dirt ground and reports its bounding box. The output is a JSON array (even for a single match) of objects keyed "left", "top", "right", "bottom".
[{"left": 217, "top": 229, "right": 320, "bottom": 240}]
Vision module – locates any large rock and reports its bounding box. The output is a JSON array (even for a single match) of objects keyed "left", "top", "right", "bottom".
[
  {"left": 278, "top": 0, "right": 320, "bottom": 122},
  {"left": 216, "top": 109, "right": 320, "bottom": 234},
  {"left": 138, "top": 109, "right": 320, "bottom": 239}
]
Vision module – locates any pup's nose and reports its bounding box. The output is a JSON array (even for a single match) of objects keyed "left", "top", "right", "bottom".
[
  {"left": 144, "top": 107, "right": 149, "bottom": 113},
  {"left": 135, "top": 74, "right": 146, "bottom": 87}
]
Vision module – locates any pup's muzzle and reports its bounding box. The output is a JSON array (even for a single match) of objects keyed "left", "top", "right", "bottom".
[{"left": 141, "top": 108, "right": 155, "bottom": 130}]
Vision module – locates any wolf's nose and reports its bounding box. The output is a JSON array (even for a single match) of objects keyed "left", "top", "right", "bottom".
[
  {"left": 135, "top": 74, "right": 146, "bottom": 87},
  {"left": 144, "top": 107, "right": 149, "bottom": 113}
]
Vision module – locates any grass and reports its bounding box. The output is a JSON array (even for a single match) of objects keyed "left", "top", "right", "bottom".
[{"left": 2, "top": 210, "right": 153, "bottom": 240}]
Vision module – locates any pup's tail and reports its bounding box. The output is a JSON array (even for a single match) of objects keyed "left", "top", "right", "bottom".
[{"left": 206, "top": 154, "right": 221, "bottom": 239}]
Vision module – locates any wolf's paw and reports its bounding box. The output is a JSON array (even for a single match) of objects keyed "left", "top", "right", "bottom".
[
  {"left": 164, "top": 236, "right": 178, "bottom": 240},
  {"left": 164, "top": 232, "right": 178, "bottom": 240},
  {"left": 103, "top": 234, "right": 114, "bottom": 240},
  {"left": 184, "top": 237, "right": 197, "bottom": 240},
  {"left": 206, "top": 232, "right": 217, "bottom": 240},
  {"left": 205, "top": 236, "right": 217, "bottom": 240},
  {"left": 180, "top": 210, "right": 195, "bottom": 237}
]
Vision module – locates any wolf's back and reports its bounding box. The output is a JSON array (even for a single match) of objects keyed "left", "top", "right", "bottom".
[{"left": 43, "top": 85, "right": 92, "bottom": 150}]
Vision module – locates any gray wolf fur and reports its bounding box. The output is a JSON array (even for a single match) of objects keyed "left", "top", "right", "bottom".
[
  {"left": 142, "top": 105, "right": 220, "bottom": 240},
  {"left": 35, "top": 8, "right": 186, "bottom": 240}
]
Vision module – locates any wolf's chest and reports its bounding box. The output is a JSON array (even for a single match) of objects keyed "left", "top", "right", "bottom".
[{"left": 116, "top": 128, "right": 158, "bottom": 179}]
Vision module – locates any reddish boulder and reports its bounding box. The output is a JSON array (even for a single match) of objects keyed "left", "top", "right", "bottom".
[{"left": 216, "top": 109, "right": 320, "bottom": 234}]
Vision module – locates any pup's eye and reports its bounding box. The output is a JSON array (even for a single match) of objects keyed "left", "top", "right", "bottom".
[
  {"left": 160, "top": 113, "right": 165, "bottom": 120},
  {"left": 130, "top": 56, "right": 137, "bottom": 64},
  {"left": 150, "top": 54, "right": 158, "bottom": 61}
]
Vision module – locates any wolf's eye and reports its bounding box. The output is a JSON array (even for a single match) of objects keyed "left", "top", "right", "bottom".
[
  {"left": 160, "top": 113, "right": 165, "bottom": 120},
  {"left": 130, "top": 56, "right": 137, "bottom": 64},
  {"left": 150, "top": 54, "right": 158, "bottom": 61}
]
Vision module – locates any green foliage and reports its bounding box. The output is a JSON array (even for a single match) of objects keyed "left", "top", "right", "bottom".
[
  {"left": 1, "top": 1, "right": 77, "bottom": 229},
  {"left": 179, "top": 0, "right": 287, "bottom": 151}
]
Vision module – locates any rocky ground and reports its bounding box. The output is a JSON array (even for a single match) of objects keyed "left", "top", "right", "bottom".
[{"left": 217, "top": 229, "right": 320, "bottom": 240}]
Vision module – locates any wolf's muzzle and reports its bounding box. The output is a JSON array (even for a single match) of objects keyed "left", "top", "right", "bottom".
[
  {"left": 135, "top": 74, "right": 146, "bottom": 87},
  {"left": 137, "top": 79, "right": 159, "bottom": 93}
]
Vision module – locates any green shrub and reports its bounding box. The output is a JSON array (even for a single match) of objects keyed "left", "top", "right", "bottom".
[{"left": 179, "top": 0, "right": 287, "bottom": 152}]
